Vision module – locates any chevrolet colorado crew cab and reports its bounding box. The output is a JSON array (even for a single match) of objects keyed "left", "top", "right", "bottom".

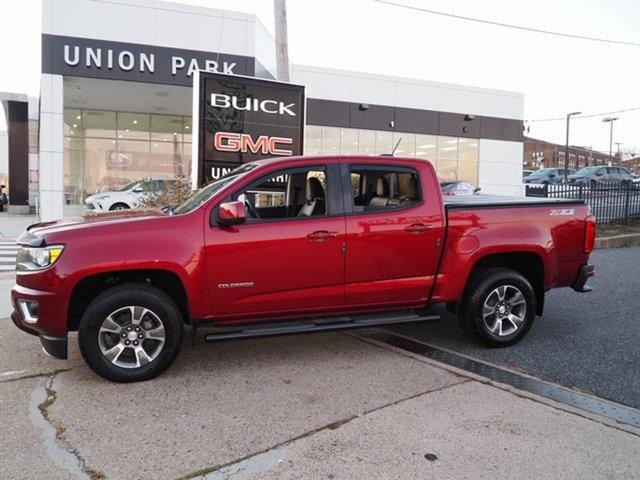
[{"left": 11, "top": 156, "right": 596, "bottom": 382}]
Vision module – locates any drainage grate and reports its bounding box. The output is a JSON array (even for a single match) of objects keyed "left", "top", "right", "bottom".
[{"left": 358, "top": 330, "right": 640, "bottom": 429}]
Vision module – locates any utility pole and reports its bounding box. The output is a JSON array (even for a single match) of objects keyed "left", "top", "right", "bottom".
[
  {"left": 602, "top": 117, "right": 619, "bottom": 162},
  {"left": 565, "top": 111, "right": 581, "bottom": 181},
  {"left": 274, "top": 0, "right": 290, "bottom": 81}
]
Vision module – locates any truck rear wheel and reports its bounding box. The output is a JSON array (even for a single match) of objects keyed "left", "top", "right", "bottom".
[
  {"left": 458, "top": 268, "right": 536, "bottom": 347},
  {"left": 78, "top": 284, "right": 183, "bottom": 382}
]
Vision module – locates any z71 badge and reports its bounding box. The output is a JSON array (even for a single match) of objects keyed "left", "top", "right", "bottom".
[{"left": 549, "top": 208, "right": 575, "bottom": 216}]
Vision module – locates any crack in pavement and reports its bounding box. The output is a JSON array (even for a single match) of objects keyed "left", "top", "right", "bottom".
[
  {"left": 1, "top": 367, "right": 73, "bottom": 384},
  {"left": 178, "top": 378, "right": 471, "bottom": 480},
  {"left": 29, "top": 371, "right": 106, "bottom": 480}
]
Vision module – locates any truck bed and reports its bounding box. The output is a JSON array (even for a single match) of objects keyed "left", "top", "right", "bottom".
[{"left": 443, "top": 194, "right": 585, "bottom": 209}]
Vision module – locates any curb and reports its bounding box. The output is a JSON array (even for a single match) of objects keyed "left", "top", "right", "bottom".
[{"left": 595, "top": 233, "right": 640, "bottom": 249}]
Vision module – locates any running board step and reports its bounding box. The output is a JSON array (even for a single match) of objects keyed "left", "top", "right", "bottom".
[{"left": 204, "top": 311, "right": 440, "bottom": 342}]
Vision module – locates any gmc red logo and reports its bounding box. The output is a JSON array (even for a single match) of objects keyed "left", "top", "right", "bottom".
[{"left": 213, "top": 132, "right": 293, "bottom": 156}]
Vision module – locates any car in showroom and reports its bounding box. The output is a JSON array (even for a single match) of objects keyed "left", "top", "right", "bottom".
[
  {"left": 568, "top": 166, "right": 634, "bottom": 188},
  {"left": 522, "top": 168, "right": 575, "bottom": 185},
  {"left": 84, "top": 178, "right": 174, "bottom": 212},
  {"left": 440, "top": 181, "right": 480, "bottom": 196}
]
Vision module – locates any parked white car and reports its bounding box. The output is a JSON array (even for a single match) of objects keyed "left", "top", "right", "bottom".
[{"left": 85, "top": 178, "right": 171, "bottom": 212}]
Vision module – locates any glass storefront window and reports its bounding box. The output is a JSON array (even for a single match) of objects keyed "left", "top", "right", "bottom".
[
  {"left": 458, "top": 160, "right": 479, "bottom": 185},
  {"left": 340, "top": 129, "right": 358, "bottom": 155},
  {"left": 375, "top": 131, "right": 393, "bottom": 156},
  {"left": 64, "top": 137, "right": 83, "bottom": 204},
  {"left": 358, "top": 130, "right": 376, "bottom": 156},
  {"left": 322, "top": 127, "right": 340, "bottom": 154},
  {"left": 305, "top": 125, "right": 323, "bottom": 155},
  {"left": 117, "top": 112, "right": 150, "bottom": 140},
  {"left": 63, "top": 107, "right": 481, "bottom": 204},
  {"left": 151, "top": 115, "right": 183, "bottom": 142},
  {"left": 183, "top": 117, "right": 193, "bottom": 145},
  {"left": 416, "top": 134, "right": 437, "bottom": 160},
  {"left": 118, "top": 140, "right": 151, "bottom": 179},
  {"left": 458, "top": 138, "right": 479, "bottom": 161},
  {"left": 437, "top": 159, "right": 458, "bottom": 182},
  {"left": 64, "top": 109, "right": 194, "bottom": 202},
  {"left": 83, "top": 137, "right": 119, "bottom": 193},
  {"left": 437, "top": 136, "right": 459, "bottom": 161},
  {"left": 150, "top": 141, "right": 182, "bottom": 177},
  {"left": 393, "top": 132, "right": 415, "bottom": 156},
  {"left": 64, "top": 109, "right": 82, "bottom": 137},
  {"left": 83, "top": 110, "right": 116, "bottom": 138}
]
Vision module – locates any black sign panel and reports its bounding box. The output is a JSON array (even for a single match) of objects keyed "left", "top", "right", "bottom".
[
  {"left": 194, "top": 72, "right": 305, "bottom": 186},
  {"left": 41, "top": 34, "right": 266, "bottom": 86}
]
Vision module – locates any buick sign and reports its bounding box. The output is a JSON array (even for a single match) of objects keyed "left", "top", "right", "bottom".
[{"left": 192, "top": 71, "right": 305, "bottom": 187}]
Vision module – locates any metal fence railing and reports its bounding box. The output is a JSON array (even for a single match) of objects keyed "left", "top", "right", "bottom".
[{"left": 525, "top": 181, "right": 640, "bottom": 224}]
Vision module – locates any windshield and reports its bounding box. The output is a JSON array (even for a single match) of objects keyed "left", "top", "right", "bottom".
[
  {"left": 117, "top": 180, "right": 141, "bottom": 192},
  {"left": 527, "top": 169, "right": 554, "bottom": 178},
  {"left": 574, "top": 166, "right": 602, "bottom": 176},
  {"left": 172, "top": 164, "right": 257, "bottom": 215}
]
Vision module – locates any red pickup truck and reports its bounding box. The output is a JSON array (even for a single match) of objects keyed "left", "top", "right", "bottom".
[{"left": 11, "top": 156, "right": 595, "bottom": 382}]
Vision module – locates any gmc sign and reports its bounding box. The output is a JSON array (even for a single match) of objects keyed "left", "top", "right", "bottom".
[
  {"left": 214, "top": 132, "right": 294, "bottom": 156},
  {"left": 192, "top": 71, "right": 305, "bottom": 187}
]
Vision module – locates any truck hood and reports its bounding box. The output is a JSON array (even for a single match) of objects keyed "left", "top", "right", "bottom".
[{"left": 17, "top": 209, "right": 166, "bottom": 246}]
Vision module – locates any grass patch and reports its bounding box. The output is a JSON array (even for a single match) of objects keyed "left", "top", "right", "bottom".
[
  {"left": 37, "top": 387, "right": 57, "bottom": 418},
  {"left": 597, "top": 219, "right": 640, "bottom": 238},
  {"left": 180, "top": 465, "right": 223, "bottom": 479},
  {"left": 87, "top": 468, "right": 107, "bottom": 480}
]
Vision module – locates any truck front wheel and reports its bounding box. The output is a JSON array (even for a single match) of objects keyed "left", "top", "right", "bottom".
[
  {"left": 458, "top": 268, "right": 536, "bottom": 347},
  {"left": 78, "top": 284, "right": 183, "bottom": 382}
]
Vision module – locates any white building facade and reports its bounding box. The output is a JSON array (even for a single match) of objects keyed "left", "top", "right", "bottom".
[{"left": 36, "top": 0, "right": 524, "bottom": 221}]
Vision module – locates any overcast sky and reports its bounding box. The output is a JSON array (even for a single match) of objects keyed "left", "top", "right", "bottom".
[{"left": 1, "top": 0, "right": 639, "bottom": 155}]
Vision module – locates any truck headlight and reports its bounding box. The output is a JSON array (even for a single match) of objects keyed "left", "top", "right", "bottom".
[{"left": 16, "top": 245, "right": 65, "bottom": 271}]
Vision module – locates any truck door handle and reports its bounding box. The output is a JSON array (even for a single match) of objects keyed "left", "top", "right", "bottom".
[
  {"left": 404, "top": 223, "right": 433, "bottom": 234},
  {"left": 307, "top": 230, "right": 338, "bottom": 241}
]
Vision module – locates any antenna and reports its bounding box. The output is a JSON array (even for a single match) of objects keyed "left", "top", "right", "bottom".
[{"left": 381, "top": 137, "right": 402, "bottom": 156}]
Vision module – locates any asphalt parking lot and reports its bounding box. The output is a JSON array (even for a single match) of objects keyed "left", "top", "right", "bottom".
[{"left": 396, "top": 246, "right": 640, "bottom": 409}]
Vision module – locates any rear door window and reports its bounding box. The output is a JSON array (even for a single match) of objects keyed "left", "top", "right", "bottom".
[{"left": 348, "top": 165, "right": 421, "bottom": 212}]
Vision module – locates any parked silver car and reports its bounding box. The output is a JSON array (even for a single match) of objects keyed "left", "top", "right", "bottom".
[{"left": 568, "top": 166, "right": 634, "bottom": 188}]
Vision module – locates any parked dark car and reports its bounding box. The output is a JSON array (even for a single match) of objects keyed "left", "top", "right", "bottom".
[
  {"left": 568, "top": 166, "right": 634, "bottom": 188},
  {"left": 522, "top": 168, "right": 575, "bottom": 185},
  {"left": 440, "top": 181, "right": 480, "bottom": 196}
]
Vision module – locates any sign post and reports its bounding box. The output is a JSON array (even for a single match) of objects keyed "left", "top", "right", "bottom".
[{"left": 191, "top": 71, "right": 305, "bottom": 189}]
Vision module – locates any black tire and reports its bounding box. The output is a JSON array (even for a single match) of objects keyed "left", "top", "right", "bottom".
[
  {"left": 78, "top": 284, "right": 183, "bottom": 382},
  {"left": 109, "top": 203, "right": 130, "bottom": 211},
  {"left": 458, "top": 268, "right": 536, "bottom": 347}
]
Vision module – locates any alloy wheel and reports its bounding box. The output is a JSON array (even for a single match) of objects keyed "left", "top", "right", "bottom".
[
  {"left": 98, "top": 306, "right": 166, "bottom": 369},
  {"left": 481, "top": 285, "right": 527, "bottom": 337}
]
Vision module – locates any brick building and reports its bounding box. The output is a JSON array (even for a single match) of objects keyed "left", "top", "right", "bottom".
[{"left": 523, "top": 136, "right": 615, "bottom": 171}]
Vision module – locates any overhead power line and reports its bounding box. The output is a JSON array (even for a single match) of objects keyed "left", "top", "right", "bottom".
[
  {"left": 373, "top": 0, "right": 640, "bottom": 47},
  {"left": 525, "top": 106, "right": 640, "bottom": 122}
]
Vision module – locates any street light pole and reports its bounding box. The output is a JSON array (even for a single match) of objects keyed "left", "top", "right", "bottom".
[
  {"left": 565, "top": 111, "right": 581, "bottom": 181},
  {"left": 602, "top": 117, "right": 619, "bottom": 162}
]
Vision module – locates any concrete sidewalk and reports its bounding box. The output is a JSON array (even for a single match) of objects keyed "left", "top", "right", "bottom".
[{"left": 1, "top": 314, "right": 638, "bottom": 480}]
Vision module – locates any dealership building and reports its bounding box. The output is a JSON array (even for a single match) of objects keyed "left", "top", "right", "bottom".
[{"left": 3, "top": 0, "right": 525, "bottom": 220}]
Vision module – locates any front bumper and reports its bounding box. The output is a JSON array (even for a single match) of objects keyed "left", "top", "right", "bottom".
[
  {"left": 11, "top": 311, "right": 68, "bottom": 359},
  {"left": 571, "top": 264, "right": 595, "bottom": 292}
]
